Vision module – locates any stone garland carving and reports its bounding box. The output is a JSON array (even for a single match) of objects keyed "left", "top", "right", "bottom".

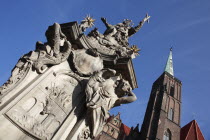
[
  {"left": 0, "top": 57, "right": 32, "bottom": 98},
  {"left": 82, "top": 69, "right": 137, "bottom": 139},
  {"left": 0, "top": 23, "right": 71, "bottom": 96}
]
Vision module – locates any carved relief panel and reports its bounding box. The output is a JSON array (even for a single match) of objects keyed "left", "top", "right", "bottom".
[{"left": 5, "top": 71, "right": 83, "bottom": 140}]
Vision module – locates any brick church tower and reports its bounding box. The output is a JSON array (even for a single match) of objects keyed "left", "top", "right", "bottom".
[{"left": 140, "top": 48, "right": 182, "bottom": 140}]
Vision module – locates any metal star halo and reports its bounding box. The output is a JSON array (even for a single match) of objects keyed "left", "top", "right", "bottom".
[
  {"left": 130, "top": 45, "right": 141, "bottom": 56},
  {"left": 82, "top": 15, "right": 95, "bottom": 27}
]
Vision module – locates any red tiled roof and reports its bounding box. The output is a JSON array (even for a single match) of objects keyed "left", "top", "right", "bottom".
[
  {"left": 121, "top": 123, "right": 131, "bottom": 136},
  {"left": 180, "top": 120, "right": 205, "bottom": 140},
  {"left": 181, "top": 120, "right": 194, "bottom": 140},
  {"left": 106, "top": 115, "right": 114, "bottom": 122}
]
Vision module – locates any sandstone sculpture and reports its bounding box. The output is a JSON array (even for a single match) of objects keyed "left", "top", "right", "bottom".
[
  {"left": 85, "top": 69, "right": 137, "bottom": 139},
  {"left": 0, "top": 14, "right": 150, "bottom": 140}
]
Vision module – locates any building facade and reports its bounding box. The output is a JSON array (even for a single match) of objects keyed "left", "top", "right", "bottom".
[
  {"left": 140, "top": 49, "right": 182, "bottom": 140},
  {"left": 96, "top": 49, "right": 205, "bottom": 140},
  {"left": 95, "top": 113, "right": 130, "bottom": 140}
]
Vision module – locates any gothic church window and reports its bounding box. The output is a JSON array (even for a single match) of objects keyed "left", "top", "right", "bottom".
[
  {"left": 170, "top": 86, "right": 174, "bottom": 97},
  {"left": 168, "top": 108, "right": 174, "bottom": 121},
  {"left": 113, "top": 118, "right": 119, "bottom": 126},
  {"left": 163, "top": 129, "right": 171, "bottom": 140},
  {"left": 163, "top": 84, "right": 167, "bottom": 91},
  {"left": 110, "top": 128, "right": 115, "bottom": 135}
]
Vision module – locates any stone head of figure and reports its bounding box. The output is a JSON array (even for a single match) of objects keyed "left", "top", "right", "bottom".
[
  {"left": 115, "top": 79, "right": 131, "bottom": 97},
  {"left": 122, "top": 19, "right": 133, "bottom": 27}
]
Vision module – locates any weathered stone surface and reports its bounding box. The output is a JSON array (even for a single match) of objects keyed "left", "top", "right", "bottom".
[
  {"left": 72, "top": 49, "right": 103, "bottom": 76},
  {"left": 84, "top": 69, "right": 136, "bottom": 139},
  {"left": 0, "top": 15, "right": 150, "bottom": 140}
]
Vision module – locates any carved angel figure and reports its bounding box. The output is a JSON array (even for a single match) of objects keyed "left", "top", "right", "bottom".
[
  {"left": 86, "top": 14, "right": 149, "bottom": 58},
  {"left": 85, "top": 69, "right": 137, "bottom": 138},
  {"left": 101, "top": 13, "right": 150, "bottom": 47}
]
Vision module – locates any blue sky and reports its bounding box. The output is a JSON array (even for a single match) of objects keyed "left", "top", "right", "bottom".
[{"left": 0, "top": 0, "right": 210, "bottom": 139}]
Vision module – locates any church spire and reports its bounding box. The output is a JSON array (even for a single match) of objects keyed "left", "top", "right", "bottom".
[{"left": 164, "top": 48, "right": 174, "bottom": 76}]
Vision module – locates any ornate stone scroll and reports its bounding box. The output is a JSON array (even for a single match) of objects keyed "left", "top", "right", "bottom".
[
  {"left": 0, "top": 56, "right": 32, "bottom": 97},
  {"left": 0, "top": 23, "right": 71, "bottom": 97}
]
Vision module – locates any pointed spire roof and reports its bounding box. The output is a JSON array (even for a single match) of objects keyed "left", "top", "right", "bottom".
[
  {"left": 164, "top": 48, "right": 174, "bottom": 76},
  {"left": 115, "top": 112, "right": 121, "bottom": 120},
  {"left": 180, "top": 120, "right": 205, "bottom": 140},
  {"left": 134, "top": 123, "right": 140, "bottom": 132}
]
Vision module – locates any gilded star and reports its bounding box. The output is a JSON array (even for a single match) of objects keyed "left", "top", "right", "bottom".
[
  {"left": 129, "top": 45, "right": 141, "bottom": 56},
  {"left": 82, "top": 15, "right": 95, "bottom": 27}
]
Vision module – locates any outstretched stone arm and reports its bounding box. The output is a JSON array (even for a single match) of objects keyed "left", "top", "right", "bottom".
[
  {"left": 101, "top": 17, "right": 113, "bottom": 28},
  {"left": 114, "top": 90, "right": 137, "bottom": 106},
  {"left": 128, "top": 14, "right": 150, "bottom": 37}
]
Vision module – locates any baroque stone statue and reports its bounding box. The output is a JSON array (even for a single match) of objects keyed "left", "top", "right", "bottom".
[
  {"left": 87, "top": 14, "right": 150, "bottom": 58},
  {"left": 101, "top": 13, "right": 150, "bottom": 47},
  {"left": 0, "top": 14, "right": 150, "bottom": 140},
  {"left": 85, "top": 69, "right": 137, "bottom": 139}
]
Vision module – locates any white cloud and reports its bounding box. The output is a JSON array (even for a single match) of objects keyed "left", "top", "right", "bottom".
[{"left": 170, "top": 17, "right": 210, "bottom": 33}]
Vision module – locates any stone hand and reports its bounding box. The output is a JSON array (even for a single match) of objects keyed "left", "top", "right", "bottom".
[
  {"left": 101, "top": 17, "right": 107, "bottom": 23},
  {"left": 143, "top": 13, "right": 150, "bottom": 23}
]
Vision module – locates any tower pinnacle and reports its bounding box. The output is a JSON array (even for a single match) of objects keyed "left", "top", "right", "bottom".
[{"left": 164, "top": 47, "right": 174, "bottom": 76}]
